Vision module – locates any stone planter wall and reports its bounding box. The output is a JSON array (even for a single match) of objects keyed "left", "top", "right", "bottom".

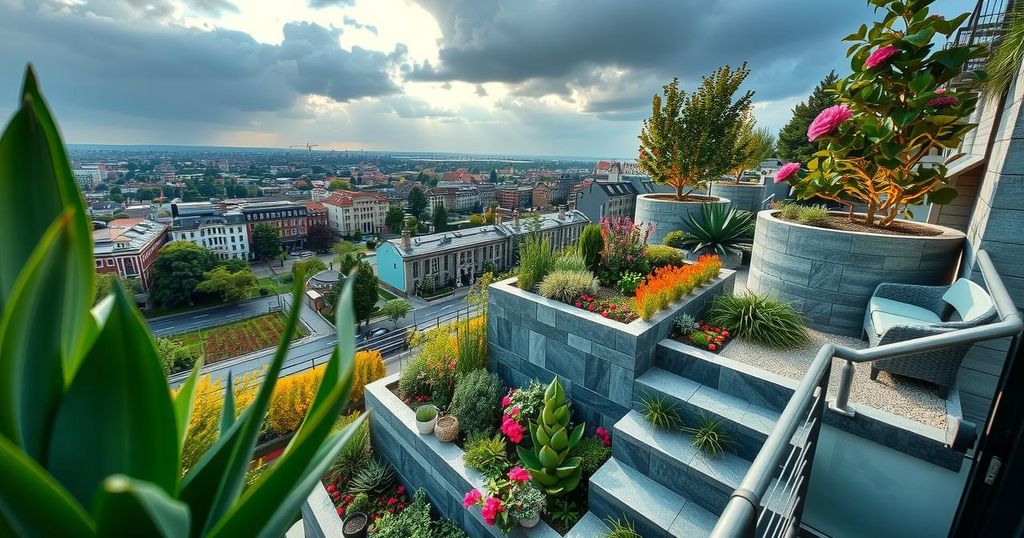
[
  {"left": 748, "top": 210, "right": 966, "bottom": 336},
  {"left": 487, "top": 272, "right": 735, "bottom": 430},
  {"left": 365, "top": 376, "right": 561, "bottom": 538},
  {"left": 634, "top": 193, "right": 731, "bottom": 245},
  {"left": 709, "top": 181, "right": 766, "bottom": 213}
]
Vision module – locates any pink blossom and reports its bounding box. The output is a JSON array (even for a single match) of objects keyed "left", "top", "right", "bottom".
[
  {"left": 807, "top": 104, "right": 853, "bottom": 142},
  {"left": 481, "top": 496, "right": 504, "bottom": 526},
  {"left": 928, "top": 96, "right": 958, "bottom": 107},
  {"left": 934, "top": 88, "right": 946, "bottom": 95},
  {"left": 500, "top": 415, "right": 525, "bottom": 444},
  {"left": 508, "top": 406, "right": 520, "bottom": 418},
  {"left": 508, "top": 466, "right": 531, "bottom": 482},
  {"left": 463, "top": 488, "right": 482, "bottom": 508},
  {"left": 864, "top": 45, "right": 899, "bottom": 69},
  {"left": 501, "top": 395, "right": 512, "bottom": 407},
  {"left": 596, "top": 427, "right": 612, "bottom": 447},
  {"left": 774, "top": 162, "right": 800, "bottom": 184}
]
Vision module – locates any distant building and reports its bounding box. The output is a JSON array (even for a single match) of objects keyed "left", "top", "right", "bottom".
[
  {"left": 322, "top": 190, "right": 389, "bottom": 236},
  {"left": 532, "top": 183, "right": 553, "bottom": 208},
  {"left": 377, "top": 209, "right": 588, "bottom": 296},
  {"left": 169, "top": 202, "right": 250, "bottom": 260},
  {"left": 575, "top": 181, "right": 639, "bottom": 222},
  {"left": 429, "top": 185, "right": 481, "bottom": 213},
  {"left": 496, "top": 185, "right": 534, "bottom": 210},
  {"left": 89, "top": 200, "right": 121, "bottom": 216},
  {"left": 241, "top": 201, "right": 310, "bottom": 253},
  {"left": 300, "top": 200, "right": 329, "bottom": 232},
  {"left": 93, "top": 218, "right": 168, "bottom": 290},
  {"left": 72, "top": 166, "right": 102, "bottom": 190},
  {"left": 477, "top": 182, "right": 497, "bottom": 206},
  {"left": 441, "top": 168, "right": 484, "bottom": 182}
]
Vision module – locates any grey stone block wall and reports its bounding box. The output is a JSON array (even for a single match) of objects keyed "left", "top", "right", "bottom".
[
  {"left": 365, "top": 375, "right": 562, "bottom": 538},
  {"left": 708, "top": 182, "right": 766, "bottom": 213},
  {"left": 487, "top": 273, "right": 735, "bottom": 430},
  {"left": 635, "top": 194, "right": 732, "bottom": 245},
  {"left": 748, "top": 210, "right": 965, "bottom": 336}
]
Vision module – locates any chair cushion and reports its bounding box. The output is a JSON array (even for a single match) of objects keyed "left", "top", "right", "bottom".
[
  {"left": 868, "top": 297, "right": 941, "bottom": 320},
  {"left": 869, "top": 309, "right": 942, "bottom": 337},
  {"left": 942, "top": 278, "right": 994, "bottom": 322}
]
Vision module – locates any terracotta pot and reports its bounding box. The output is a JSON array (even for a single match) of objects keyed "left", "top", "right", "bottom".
[{"left": 434, "top": 415, "right": 459, "bottom": 442}]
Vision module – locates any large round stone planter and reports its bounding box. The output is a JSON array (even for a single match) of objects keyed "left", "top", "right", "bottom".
[
  {"left": 708, "top": 181, "right": 765, "bottom": 213},
  {"left": 747, "top": 210, "right": 965, "bottom": 337},
  {"left": 635, "top": 193, "right": 731, "bottom": 245}
]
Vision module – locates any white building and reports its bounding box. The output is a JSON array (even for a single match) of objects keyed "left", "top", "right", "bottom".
[
  {"left": 169, "top": 202, "right": 250, "bottom": 260},
  {"left": 322, "top": 190, "right": 389, "bottom": 236},
  {"left": 72, "top": 167, "right": 102, "bottom": 190}
]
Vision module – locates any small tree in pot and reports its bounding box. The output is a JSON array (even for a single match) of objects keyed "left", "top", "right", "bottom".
[{"left": 774, "top": 0, "right": 986, "bottom": 228}]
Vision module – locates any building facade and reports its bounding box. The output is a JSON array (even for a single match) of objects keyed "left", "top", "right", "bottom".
[
  {"left": 300, "top": 200, "right": 329, "bottom": 231},
  {"left": 377, "top": 210, "right": 589, "bottom": 296},
  {"left": 496, "top": 185, "right": 534, "bottom": 210},
  {"left": 575, "top": 181, "right": 639, "bottom": 222},
  {"left": 322, "top": 190, "right": 389, "bottom": 236},
  {"left": 241, "top": 201, "right": 309, "bottom": 253},
  {"left": 93, "top": 218, "right": 168, "bottom": 290},
  {"left": 169, "top": 202, "right": 249, "bottom": 260}
]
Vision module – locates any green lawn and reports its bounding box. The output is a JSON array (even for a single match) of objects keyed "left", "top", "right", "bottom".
[
  {"left": 172, "top": 312, "right": 307, "bottom": 365},
  {"left": 251, "top": 276, "right": 292, "bottom": 297}
]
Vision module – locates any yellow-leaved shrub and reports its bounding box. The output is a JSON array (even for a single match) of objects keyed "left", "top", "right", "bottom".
[
  {"left": 180, "top": 370, "right": 261, "bottom": 472},
  {"left": 353, "top": 349, "right": 386, "bottom": 403},
  {"left": 267, "top": 365, "right": 325, "bottom": 435}
]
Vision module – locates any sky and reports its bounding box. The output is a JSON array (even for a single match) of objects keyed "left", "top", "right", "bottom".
[{"left": 0, "top": 0, "right": 973, "bottom": 158}]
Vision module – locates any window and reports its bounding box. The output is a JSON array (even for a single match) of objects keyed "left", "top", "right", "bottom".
[{"left": 412, "top": 260, "right": 419, "bottom": 278}]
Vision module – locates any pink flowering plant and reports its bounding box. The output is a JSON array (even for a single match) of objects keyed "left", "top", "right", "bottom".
[
  {"left": 597, "top": 216, "right": 652, "bottom": 286},
  {"left": 776, "top": 0, "right": 986, "bottom": 228},
  {"left": 464, "top": 467, "right": 546, "bottom": 532}
]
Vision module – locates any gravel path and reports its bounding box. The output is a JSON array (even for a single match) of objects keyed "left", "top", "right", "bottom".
[{"left": 720, "top": 329, "right": 947, "bottom": 430}]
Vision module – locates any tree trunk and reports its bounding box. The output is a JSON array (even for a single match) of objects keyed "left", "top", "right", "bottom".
[{"left": 675, "top": 183, "right": 684, "bottom": 201}]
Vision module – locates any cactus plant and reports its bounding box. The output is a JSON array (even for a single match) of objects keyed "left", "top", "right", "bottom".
[{"left": 515, "top": 378, "right": 585, "bottom": 496}]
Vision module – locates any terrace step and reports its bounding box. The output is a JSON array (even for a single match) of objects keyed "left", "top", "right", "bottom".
[
  {"left": 589, "top": 458, "right": 717, "bottom": 538},
  {"left": 564, "top": 512, "right": 610, "bottom": 537},
  {"left": 613, "top": 410, "right": 753, "bottom": 514}
]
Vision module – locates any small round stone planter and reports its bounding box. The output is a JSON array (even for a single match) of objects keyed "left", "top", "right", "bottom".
[
  {"left": 635, "top": 193, "right": 731, "bottom": 245},
  {"left": 708, "top": 181, "right": 766, "bottom": 213},
  {"left": 747, "top": 210, "right": 966, "bottom": 336}
]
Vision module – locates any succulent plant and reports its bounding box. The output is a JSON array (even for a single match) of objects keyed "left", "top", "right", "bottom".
[{"left": 516, "top": 378, "right": 584, "bottom": 496}]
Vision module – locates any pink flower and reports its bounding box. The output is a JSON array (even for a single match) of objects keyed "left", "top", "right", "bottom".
[
  {"left": 807, "top": 104, "right": 853, "bottom": 142},
  {"left": 864, "top": 44, "right": 899, "bottom": 69},
  {"left": 501, "top": 415, "right": 525, "bottom": 443},
  {"left": 463, "top": 488, "right": 482, "bottom": 508},
  {"left": 596, "top": 426, "right": 612, "bottom": 447},
  {"left": 481, "top": 496, "right": 504, "bottom": 526},
  {"left": 501, "top": 395, "right": 512, "bottom": 407},
  {"left": 508, "top": 466, "right": 531, "bottom": 482},
  {"left": 774, "top": 162, "right": 800, "bottom": 184},
  {"left": 508, "top": 406, "right": 520, "bottom": 418},
  {"left": 928, "top": 95, "right": 958, "bottom": 107}
]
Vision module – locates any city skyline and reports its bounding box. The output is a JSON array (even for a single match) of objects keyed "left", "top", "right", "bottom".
[{"left": 1, "top": 0, "right": 972, "bottom": 157}]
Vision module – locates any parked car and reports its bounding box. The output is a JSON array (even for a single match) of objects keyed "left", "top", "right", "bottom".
[{"left": 296, "top": 250, "right": 314, "bottom": 259}]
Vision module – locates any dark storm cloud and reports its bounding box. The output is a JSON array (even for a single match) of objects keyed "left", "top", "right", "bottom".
[
  {"left": 409, "top": 0, "right": 879, "bottom": 115},
  {"left": 0, "top": 4, "right": 404, "bottom": 126}
]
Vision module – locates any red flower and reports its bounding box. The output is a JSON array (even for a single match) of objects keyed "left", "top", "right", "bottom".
[
  {"left": 601, "top": 310, "right": 608, "bottom": 317},
  {"left": 326, "top": 485, "right": 337, "bottom": 493},
  {"left": 575, "top": 302, "right": 582, "bottom": 308},
  {"left": 336, "top": 507, "right": 345, "bottom": 516},
  {"left": 708, "top": 344, "right": 716, "bottom": 351},
  {"left": 501, "top": 415, "right": 525, "bottom": 443},
  {"left": 388, "top": 497, "right": 397, "bottom": 505},
  {"left": 396, "top": 485, "right": 406, "bottom": 495}
]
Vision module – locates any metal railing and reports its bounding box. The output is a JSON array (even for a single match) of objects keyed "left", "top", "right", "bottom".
[
  {"left": 710, "top": 250, "right": 1023, "bottom": 538},
  {"left": 949, "top": 0, "right": 1016, "bottom": 86},
  {"left": 760, "top": 193, "right": 776, "bottom": 211}
]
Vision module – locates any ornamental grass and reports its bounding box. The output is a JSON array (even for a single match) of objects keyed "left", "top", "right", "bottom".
[{"left": 634, "top": 255, "right": 722, "bottom": 320}]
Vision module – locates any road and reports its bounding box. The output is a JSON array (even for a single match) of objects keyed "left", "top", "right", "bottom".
[{"left": 148, "top": 295, "right": 289, "bottom": 337}]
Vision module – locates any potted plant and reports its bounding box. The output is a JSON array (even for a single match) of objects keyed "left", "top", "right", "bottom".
[
  {"left": 749, "top": 0, "right": 984, "bottom": 335},
  {"left": 415, "top": 404, "right": 437, "bottom": 435},
  {"left": 342, "top": 512, "right": 369, "bottom": 538},
  {"left": 463, "top": 467, "right": 546, "bottom": 532},
  {"left": 635, "top": 64, "right": 753, "bottom": 244},
  {"left": 435, "top": 414, "right": 459, "bottom": 442}
]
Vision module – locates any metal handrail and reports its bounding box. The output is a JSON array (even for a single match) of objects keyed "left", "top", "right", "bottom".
[
  {"left": 710, "top": 250, "right": 1023, "bottom": 537},
  {"left": 760, "top": 193, "right": 776, "bottom": 210}
]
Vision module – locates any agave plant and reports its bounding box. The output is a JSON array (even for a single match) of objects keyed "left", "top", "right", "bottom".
[
  {"left": 516, "top": 378, "right": 584, "bottom": 496},
  {"left": 676, "top": 203, "right": 755, "bottom": 256},
  {"left": 0, "top": 66, "right": 362, "bottom": 536}
]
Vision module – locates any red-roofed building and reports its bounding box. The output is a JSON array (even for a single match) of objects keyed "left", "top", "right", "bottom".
[
  {"left": 441, "top": 168, "right": 484, "bottom": 182},
  {"left": 322, "top": 190, "right": 389, "bottom": 236},
  {"left": 93, "top": 218, "right": 169, "bottom": 290},
  {"left": 300, "top": 200, "right": 329, "bottom": 230}
]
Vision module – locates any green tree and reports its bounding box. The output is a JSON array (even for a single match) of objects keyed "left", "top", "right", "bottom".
[
  {"left": 154, "top": 336, "right": 198, "bottom": 376},
  {"left": 638, "top": 64, "right": 754, "bottom": 200},
  {"left": 218, "top": 257, "right": 249, "bottom": 272},
  {"left": 108, "top": 185, "right": 124, "bottom": 203},
  {"left": 328, "top": 179, "right": 351, "bottom": 191},
  {"left": 578, "top": 224, "right": 603, "bottom": 272},
  {"left": 332, "top": 240, "right": 363, "bottom": 273},
  {"left": 252, "top": 222, "right": 283, "bottom": 261},
  {"left": 292, "top": 258, "right": 327, "bottom": 279},
  {"left": 776, "top": 71, "right": 839, "bottom": 163},
  {"left": 432, "top": 203, "right": 448, "bottom": 232},
  {"left": 384, "top": 205, "right": 405, "bottom": 232},
  {"left": 407, "top": 186, "right": 428, "bottom": 217},
  {"left": 306, "top": 222, "right": 334, "bottom": 252},
  {"left": 353, "top": 262, "right": 379, "bottom": 326},
  {"left": 94, "top": 273, "right": 136, "bottom": 306},
  {"left": 181, "top": 188, "right": 203, "bottom": 202},
  {"left": 150, "top": 242, "right": 217, "bottom": 307},
  {"left": 726, "top": 113, "right": 777, "bottom": 180},
  {"left": 379, "top": 299, "right": 412, "bottom": 327},
  {"left": 489, "top": 169, "right": 498, "bottom": 183},
  {"left": 194, "top": 266, "right": 258, "bottom": 302}
]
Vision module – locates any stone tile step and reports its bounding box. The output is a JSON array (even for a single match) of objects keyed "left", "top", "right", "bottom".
[
  {"left": 634, "top": 367, "right": 776, "bottom": 461},
  {"left": 564, "top": 512, "right": 610, "bottom": 537},
  {"left": 589, "top": 458, "right": 718, "bottom": 538},
  {"left": 656, "top": 339, "right": 798, "bottom": 414},
  {"left": 613, "top": 410, "right": 753, "bottom": 514}
]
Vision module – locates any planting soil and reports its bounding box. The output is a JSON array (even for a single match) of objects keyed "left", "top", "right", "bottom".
[
  {"left": 173, "top": 312, "right": 306, "bottom": 364},
  {"left": 775, "top": 212, "right": 943, "bottom": 237}
]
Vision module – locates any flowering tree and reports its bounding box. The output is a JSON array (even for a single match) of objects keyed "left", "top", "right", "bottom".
[
  {"left": 638, "top": 64, "right": 754, "bottom": 200},
  {"left": 775, "top": 0, "right": 985, "bottom": 227}
]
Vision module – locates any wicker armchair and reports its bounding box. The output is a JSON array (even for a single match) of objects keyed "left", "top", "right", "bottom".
[{"left": 863, "top": 279, "right": 997, "bottom": 398}]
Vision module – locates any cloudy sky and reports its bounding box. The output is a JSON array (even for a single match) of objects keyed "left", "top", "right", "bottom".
[{"left": 0, "top": 0, "right": 972, "bottom": 158}]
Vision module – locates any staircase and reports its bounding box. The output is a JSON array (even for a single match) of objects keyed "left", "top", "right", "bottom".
[{"left": 585, "top": 340, "right": 806, "bottom": 538}]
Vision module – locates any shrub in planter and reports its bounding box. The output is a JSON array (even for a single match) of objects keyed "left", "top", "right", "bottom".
[
  {"left": 569, "top": 436, "right": 611, "bottom": 477},
  {"left": 675, "top": 203, "right": 755, "bottom": 257},
  {"left": 579, "top": 223, "right": 604, "bottom": 272},
  {"left": 397, "top": 354, "right": 431, "bottom": 401},
  {"left": 645, "top": 244, "right": 686, "bottom": 268},
  {"left": 517, "top": 378, "right": 584, "bottom": 496},
  {"left": 347, "top": 458, "right": 396, "bottom": 496},
  {"left": 551, "top": 249, "right": 588, "bottom": 272},
  {"left": 538, "top": 269, "right": 599, "bottom": 303},
  {"left": 353, "top": 349, "right": 386, "bottom": 403},
  {"left": 634, "top": 255, "right": 723, "bottom": 320},
  {"left": 376, "top": 490, "right": 468, "bottom": 538},
  {"left": 464, "top": 431, "right": 510, "bottom": 480},
  {"left": 598, "top": 216, "right": 651, "bottom": 284},
  {"left": 464, "top": 467, "right": 546, "bottom": 531},
  {"left": 450, "top": 369, "right": 504, "bottom": 437},
  {"left": 707, "top": 292, "right": 808, "bottom": 349},
  {"left": 327, "top": 411, "right": 373, "bottom": 483},
  {"left": 663, "top": 230, "right": 688, "bottom": 249},
  {"left": 504, "top": 381, "right": 546, "bottom": 424},
  {"left": 617, "top": 271, "right": 645, "bottom": 296},
  {"left": 775, "top": 0, "right": 985, "bottom": 227},
  {"left": 517, "top": 233, "right": 553, "bottom": 291}
]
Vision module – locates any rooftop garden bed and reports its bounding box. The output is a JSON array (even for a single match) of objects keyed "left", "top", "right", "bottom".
[{"left": 167, "top": 312, "right": 306, "bottom": 373}]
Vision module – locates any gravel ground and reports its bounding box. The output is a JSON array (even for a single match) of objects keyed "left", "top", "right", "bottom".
[{"left": 721, "top": 329, "right": 947, "bottom": 430}]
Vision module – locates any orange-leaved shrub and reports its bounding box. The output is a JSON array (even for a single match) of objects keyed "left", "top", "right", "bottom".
[
  {"left": 353, "top": 349, "right": 387, "bottom": 403},
  {"left": 634, "top": 255, "right": 722, "bottom": 320}
]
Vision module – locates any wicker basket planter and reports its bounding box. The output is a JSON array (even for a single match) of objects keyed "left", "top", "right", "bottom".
[{"left": 434, "top": 415, "right": 459, "bottom": 442}]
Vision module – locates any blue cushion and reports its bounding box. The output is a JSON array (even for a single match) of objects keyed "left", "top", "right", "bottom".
[
  {"left": 869, "top": 309, "right": 941, "bottom": 337},
  {"left": 942, "top": 279, "right": 994, "bottom": 322}
]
